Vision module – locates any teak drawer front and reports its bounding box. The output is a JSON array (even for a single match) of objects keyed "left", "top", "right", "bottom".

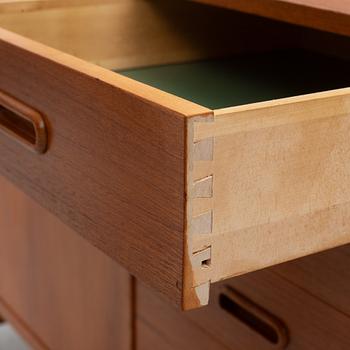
[
  {"left": 0, "top": 175, "right": 132, "bottom": 350},
  {"left": 0, "top": 27, "right": 209, "bottom": 309},
  {"left": 137, "top": 248, "right": 350, "bottom": 350},
  {"left": 1, "top": 1, "right": 350, "bottom": 310}
]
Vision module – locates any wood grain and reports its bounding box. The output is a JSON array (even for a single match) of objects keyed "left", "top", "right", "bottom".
[
  {"left": 196, "top": 270, "right": 350, "bottom": 349},
  {"left": 0, "top": 1, "right": 300, "bottom": 70},
  {"left": 191, "top": 0, "right": 350, "bottom": 37},
  {"left": 0, "top": 89, "right": 48, "bottom": 154},
  {"left": 2, "top": 1, "right": 219, "bottom": 70},
  {"left": 0, "top": 28, "right": 211, "bottom": 307},
  {"left": 271, "top": 243, "right": 350, "bottom": 317},
  {"left": 0, "top": 175, "right": 132, "bottom": 350},
  {"left": 2, "top": 0, "right": 350, "bottom": 309},
  {"left": 0, "top": 0, "right": 115, "bottom": 13},
  {"left": 137, "top": 283, "right": 230, "bottom": 350},
  {"left": 188, "top": 88, "right": 350, "bottom": 293},
  {"left": 137, "top": 261, "right": 350, "bottom": 350}
]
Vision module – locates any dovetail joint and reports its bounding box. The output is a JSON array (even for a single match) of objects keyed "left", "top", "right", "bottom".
[{"left": 190, "top": 118, "right": 215, "bottom": 299}]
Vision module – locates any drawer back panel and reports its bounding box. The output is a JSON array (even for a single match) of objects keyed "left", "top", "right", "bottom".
[{"left": 0, "top": 1, "right": 316, "bottom": 70}]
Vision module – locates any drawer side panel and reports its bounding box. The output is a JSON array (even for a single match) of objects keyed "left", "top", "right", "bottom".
[{"left": 191, "top": 88, "right": 350, "bottom": 287}]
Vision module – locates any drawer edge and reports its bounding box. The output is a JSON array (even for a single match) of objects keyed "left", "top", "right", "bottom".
[{"left": 184, "top": 88, "right": 350, "bottom": 309}]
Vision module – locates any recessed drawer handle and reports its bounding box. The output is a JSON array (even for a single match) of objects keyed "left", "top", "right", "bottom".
[
  {"left": 219, "top": 286, "right": 289, "bottom": 349},
  {"left": 0, "top": 91, "right": 47, "bottom": 154}
]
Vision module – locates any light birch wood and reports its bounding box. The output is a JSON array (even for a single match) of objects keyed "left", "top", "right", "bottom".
[
  {"left": 0, "top": 0, "right": 299, "bottom": 70},
  {"left": 184, "top": 115, "right": 214, "bottom": 309},
  {"left": 185, "top": 88, "right": 350, "bottom": 307},
  {"left": 0, "top": 0, "right": 115, "bottom": 13},
  {"left": 1, "top": 1, "right": 201, "bottom": 70}
]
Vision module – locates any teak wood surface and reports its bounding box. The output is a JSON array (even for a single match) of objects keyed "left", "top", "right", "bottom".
[
  {"left": 0, "top": 1, "right": 350, "bottom": 310},
  {"left": 0, "top": 26, "right": 209, "bottom": 308},
  {"left": 2, "top": 171, "right": 350, "bottom": 350},
  {"left": 0, "top": 0, "right": 293, "bottom": 309},
  {"left": 191, "top": 0, "right": 350, "bottom": 37},
  {"left": 138, "top": 244, "right": 350, "bottom": 350},
  {"left": 0, "top": 176, "right": 132, "bottom": 350}
]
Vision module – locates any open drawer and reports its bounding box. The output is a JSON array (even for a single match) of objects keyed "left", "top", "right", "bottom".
[{"left": 0, "top": 1, "right": 350, "bottom": 310}]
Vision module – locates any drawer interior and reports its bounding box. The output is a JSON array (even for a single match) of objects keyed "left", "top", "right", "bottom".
[
  {"left": 1, "top": 1, "right": 349, "bottom": 110},
  {"left": 0, "top": 1, "right": 290, "bottom": 71},
  {"left": 119, "top": 50, "right": 350, "bottom": 109}
]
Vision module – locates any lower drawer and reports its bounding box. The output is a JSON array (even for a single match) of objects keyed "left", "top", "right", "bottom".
[
  {"left": 137, "top": 245, "right": 350, "bottom": 350},
  {"left": 2, "top": 170, "right": 350, "bottom": 350},
  {"left": 0, "top": 176, "right": 132, "bottom": 350}
]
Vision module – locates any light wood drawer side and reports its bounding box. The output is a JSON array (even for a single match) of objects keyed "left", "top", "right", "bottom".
[{"left": 184, "top": 89, "right": 350, "bottom": 308}]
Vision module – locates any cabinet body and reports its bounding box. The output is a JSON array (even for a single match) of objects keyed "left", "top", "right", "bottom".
[
  {"left": 0, "top": 176, "right": 132, "bottom": 350},
  {"left": 1, "top": 175, "right": 350, "bottom": 349},
  {"left": 0, "top": 1, "right": 350, "bottom": 349}
]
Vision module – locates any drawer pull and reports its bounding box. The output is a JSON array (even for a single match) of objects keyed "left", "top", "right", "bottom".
[
  {"left": 219, "top": 287, "right": 289, "bottom": 348},
  {"left": 0, "top": 91, "right": 47, "bottom": 154}
]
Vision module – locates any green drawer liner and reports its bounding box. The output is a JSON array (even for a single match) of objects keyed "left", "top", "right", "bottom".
[{"left": 118, "top": 49, "right": 350, "bottom": 109}]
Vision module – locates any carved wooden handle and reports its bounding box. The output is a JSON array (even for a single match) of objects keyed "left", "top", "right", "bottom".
[
  {"left": 0, "top": 90, "right": 47, "bottom": 154},
  {"left": 219, "top": 286, "right": 289, "bottom": 349}
]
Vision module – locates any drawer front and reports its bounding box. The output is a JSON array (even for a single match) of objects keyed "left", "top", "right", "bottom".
[
  {"left": 137, "top": 249, "right": 350, "bottom": 350},
  {"left": 0, "top": 27, "right": 211, "bottom": 307},
  {"left": 0, "top": 175, "right": 132, "bottom": 350}
]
